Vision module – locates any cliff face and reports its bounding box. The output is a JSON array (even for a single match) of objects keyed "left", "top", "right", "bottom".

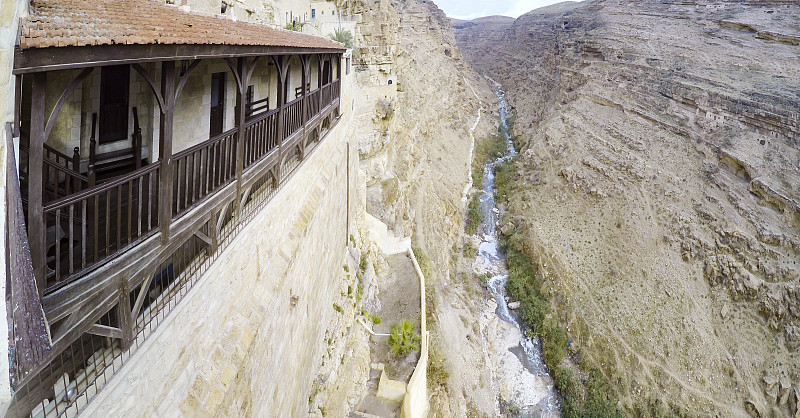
[{"left": 455, "top": 1, "right": 800, "bottom": 416}]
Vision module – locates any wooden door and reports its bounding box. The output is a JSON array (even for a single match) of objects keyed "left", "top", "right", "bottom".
[
  {"left": 99, "top": 65, "right": 130, "bottom": 144},
  {"left": 210, "top": 72, "right": 226, "bottom": 137}
]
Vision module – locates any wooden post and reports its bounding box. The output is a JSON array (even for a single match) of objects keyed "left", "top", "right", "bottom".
[
  {"left": 317, "top": 54, "right": 324, "bottom": 111},
  {"left": 132, "top": 106, "right": 142, "bottom": 170},
  {"left": 29, "top": 72, "right": 47, "bottom": 297},
  {"left": 159, "top": 61, "right": 176, "bottom": 242},
  {"left": 234, "top": 57, "right": 246, "bottom": 220},
  {"left": 89, "top": 140, "right": 97, "bottom": 261},
  {"left": 118, "top": 278, "right": 133, "bottom": 350},
  {"left": 301, "top": 55, "right": 309, "bottom": 156},
  {"left": 275, "top": 56, "right": 288, "bottom": 181},
  {"left": 14, "top": 74, "right": 22, "bottom": 137},
  {"left": 336, "top": 53, "right": 342, "bottom": 80},
  {"left": 71, "top": 146, "right": 80, "bottom": 192}
]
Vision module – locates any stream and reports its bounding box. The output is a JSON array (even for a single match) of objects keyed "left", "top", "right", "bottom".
[{"left": 476, "top": 81, "right": 559, "bottom": 416}]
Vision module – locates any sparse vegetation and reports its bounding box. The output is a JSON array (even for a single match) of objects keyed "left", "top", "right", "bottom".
[
  {"left": 427, "top": 334, "right": 450, "bottom": 390},
  {"left": 333, "top": 303, "right": 344, "bottom": 314},
  {"left": 412, "top": 246, "right": 434, "bottom": 280},
  {"left": 463, "top": 240, "right": 477, "bottom": 259},
  {"left": 329, "top": 27, "right": 354, "bottom": 49},
  {"left": 284, "top": 21, "right": 302, "bottom": 31},
  {"left": 388, "top": 319, "right": 421, "bottom": 356},
  {"left": 465, "top": 194, "right": 483, "bottom": 235},
  {"left": 498, "top": 156, "right": 622, "bottom": 417}
]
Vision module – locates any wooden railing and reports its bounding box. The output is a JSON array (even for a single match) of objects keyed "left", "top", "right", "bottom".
[
  {"left": 321, "top": 83, "right": 332, "bottom": 108},
  {"left": 20, "top": 142, "right": 86, "bottom": 205},
  {"left": 5, "top": 123, "right": 50, "bottom": 388},
  {"left": 332, "top": 79, "right": 341, "bottom": 104},
  {"left": 9, "top": 53, "right": 346, "bottom": 418},
  {"left": 284, "top": 96, "right": 304, "bottom": 138},
  {"left": 27, "top": 77, "right": 342, "bottom": 293},
  {"left": 172, "top": 128, "right": 238, "bottom": 217},
  {"left": 41, "top": 162, "right": 160, "bottom": 290},
  {"left": 246, "top": 97, "right": 269, "bottom": 119},
  {"left": 43, "top": 158, "right": 87, "bottom": 204},
  {"left": 243, "top": 109, "right": 279, "bottom": 169},
  {"left": 306, "top": 89, "right": 321, "bottom": 120}
]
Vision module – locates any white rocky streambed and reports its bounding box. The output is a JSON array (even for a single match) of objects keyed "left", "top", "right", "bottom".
[{"left": 474, "top": 82, "right": 559, "bottom": 416}]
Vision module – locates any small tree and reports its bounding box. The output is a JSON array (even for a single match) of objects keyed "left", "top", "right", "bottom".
[
  {"left": 329, "top": 27, "right": 354, "bottom": 49},
  {"left": 388, "top": 319, "right": 421, "bottom": 356},
  {"left": 284, "top": 21, "right": 302, "bottom": 31}
]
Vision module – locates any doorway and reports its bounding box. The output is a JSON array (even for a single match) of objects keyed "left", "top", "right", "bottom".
[
  {"left": 210, "top": 72, "right": 226, "bottom": 137},
  {"left": 99, "top": 65, "right": 130, "bottom": 144}
]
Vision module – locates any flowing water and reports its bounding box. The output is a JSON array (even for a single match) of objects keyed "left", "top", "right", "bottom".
[{"left": 477, "top": 81, "right": 559, "bottom": 416}]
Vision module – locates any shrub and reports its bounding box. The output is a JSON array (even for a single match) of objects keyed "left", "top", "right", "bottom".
[
  {"left": 465, "top": 193, "right": 483, "bottom": 235},
  {"left": 284, "top": 21, "right": 302, "bottom": 31},
  {"left": 541, "top": 318, "right": 567, "bottom": 369},
  {"left": 333, "top": 303, "right": 343, "bottom": 314},
  {"left": 463, "top": 241, "right": 477, "bottom": 259},
  {"left": 371, "top": 315, "right": 381, "bottom": 325},
  {"left": 329, "top": 28, "right": 354, "bottom": 48},
  {"left": 388, "top": 319, "right": 421, "bottom": 356}
]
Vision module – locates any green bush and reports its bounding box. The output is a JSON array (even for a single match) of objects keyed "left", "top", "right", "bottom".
[
  {"left": 388, "top": 319, "right": 421, "bottom": 356},
  {"left": 497, "top": 177, "right": 623, "bottom": 417},
  {"left": 329, "top": 28, "right": 354, "bottom": 49},
  {"left": 333, "top": 303, "right": 343, "bottom": 314},
  {"left": 284, "top": 21, "right": 302, "bottom": 31},
  {"left": 465, "top": 193, "right": 483, "bottom": 235},
  {"left": 541, "top": 318, "right": 567, "bottom": 369},
  {"left": 463, "top": 241, "right": 477, "bottom": 259}
]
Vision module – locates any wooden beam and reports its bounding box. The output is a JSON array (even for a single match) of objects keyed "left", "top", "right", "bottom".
[
  {"left": 194, "top": 230, "right": 212, "bottom": 246},
  {"left": 273, "top": 55, "right": 288, "bottom": 182},
  {"left": 301, "top": 54, "right": 310, "bottom": 158},
  {"left": 234, "top": 57, "right": 246, "bottom": 222},
  {"left": 5, "top": 122, "right": 50, "bottom": 388},
  {"left": 13, "top": 74, "right": 21, "bottom": 137},
  {"left": 13, "top": 44, "right": 345, "bottom": 75},
  {"left": 28, "top": 72, "right": 46, "bottom": 296},
  {"left": 159, "top": 61, "right": 176, "bottom": 242},
  {"left": 175, "top": 59, "right": 201, "bottom": 102},
  {"left": 118, "top": 276, "right": 133, "bottom": 350},
  {"left": 132, "top": 63, "right": 166, "bottom": 113},
  {"left": 87, "top": 324, "right": 123, "bottom": 340},
  {"left": 44, "top": 67, "right": 93, "bottom": 142}
]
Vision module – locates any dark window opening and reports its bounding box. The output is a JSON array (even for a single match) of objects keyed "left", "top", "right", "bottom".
[
  {"left": 210, "top": 72, "right": 226, "bottom": 137},
  {"left": 99, "top": 65, "right": 130, "bottom": 144}
]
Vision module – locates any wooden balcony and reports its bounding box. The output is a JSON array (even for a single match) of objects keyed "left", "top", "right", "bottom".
[{"left": 6, "top": 67, "right": 342, "bottom": 417}]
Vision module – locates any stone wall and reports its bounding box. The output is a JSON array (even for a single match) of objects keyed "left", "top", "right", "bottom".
[{"left": 81, "top": 71, "right": 359, "bottom": 416}]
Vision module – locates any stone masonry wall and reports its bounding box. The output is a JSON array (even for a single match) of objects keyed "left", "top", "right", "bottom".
[{"left": 81, "top": 76, "right": 358, "bottom": 416}]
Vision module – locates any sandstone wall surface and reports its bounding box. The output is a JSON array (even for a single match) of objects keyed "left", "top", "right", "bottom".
[
  {"left": 344, "top": 0, "right": 503, "bottom": 414},
  {"left": 82, "top": 76, "right": 364, "bottom": 416}
]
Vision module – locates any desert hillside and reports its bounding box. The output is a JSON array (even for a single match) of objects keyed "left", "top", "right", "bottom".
[{"left": 454, "top": 1, "right": 800, "bottom": 416}]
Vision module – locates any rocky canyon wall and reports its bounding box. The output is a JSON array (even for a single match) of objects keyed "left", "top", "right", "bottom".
[{"left": 455, "top": 1, "right": 800, "bottom": 416}]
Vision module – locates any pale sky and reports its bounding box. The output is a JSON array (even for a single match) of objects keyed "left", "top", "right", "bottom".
[{"left": 435, "top": 0, "right": 569, "bottom": 20}]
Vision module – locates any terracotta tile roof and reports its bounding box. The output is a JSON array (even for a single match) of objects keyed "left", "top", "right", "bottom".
[{"left": 19, "top": 0, "right": 345, "bottom": 51}]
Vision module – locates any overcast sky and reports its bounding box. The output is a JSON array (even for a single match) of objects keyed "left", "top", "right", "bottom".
[{"left": 435, "top": 0, "right": 569, "bottom": 20}]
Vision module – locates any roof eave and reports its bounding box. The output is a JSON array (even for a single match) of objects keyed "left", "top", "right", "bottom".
[{"left": 13, "top": 43, "right": 345, "bottom": 74}]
